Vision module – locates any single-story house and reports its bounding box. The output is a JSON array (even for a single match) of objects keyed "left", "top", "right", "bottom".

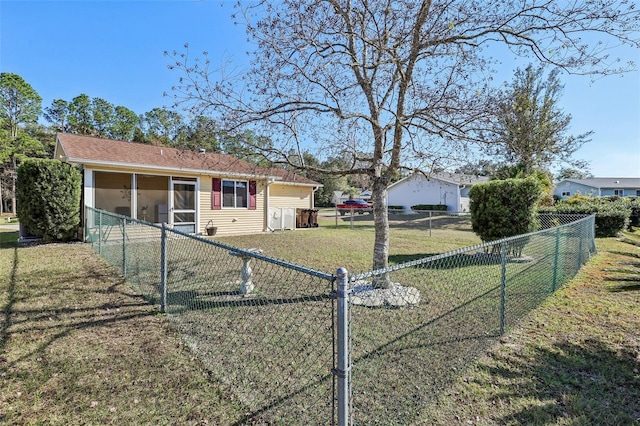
[
  {"left": 54, "top": 133, "right": 321, "bottom": 236},
  {"left": 387, "top": 172, "right": 489, "bottom": 214},
  {"left": 554, "top": 178, "right": 640, "bottom": 200}
]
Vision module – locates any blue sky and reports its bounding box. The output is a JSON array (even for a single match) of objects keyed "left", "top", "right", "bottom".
[{"left": 2, "top": 0, "right": 639, "bottom": 177}]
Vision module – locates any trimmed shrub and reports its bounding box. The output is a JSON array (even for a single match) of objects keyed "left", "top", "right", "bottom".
[
  {"left": 17, "top": 159, "right": 82, "bottom": 242},
  {"left": 628, "top": 197, "right": 640, "bottom": 228},
  {"left": 469, "top": 177, "right": 543, "bottom": 249},
  {"left": 411, "top": 204, "right": 447, "bottom": 211},
  {"left": 539, "top": 196, "right": 631, "bottom": 237},
  {"left": 596, "top": 204, "right": 631, "bottom": 236},
  {"left": 564, "top": 194, "right": 593, "bottom": 205}
]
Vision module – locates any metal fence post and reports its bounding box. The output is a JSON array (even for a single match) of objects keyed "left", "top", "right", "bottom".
[
  {"left": 84, "top": 206, "right": 88, "bottom": 244},
  {"left": 335, "top": 267, "right": 351, "bottom": 426},
  {"left": 122, "top": 218, "right": 127, "bottom": 277},
  {"left": 429, "top": 210, "right": 432, "bottom": 237},
  {"left": 499, "top": 242, "right": 507, "bottom": 335},
  {"left": 551, "top": 227, "right": 560, "bottom": 293},
  {"left": 576, "top": 234, "right": 583, "bottom": 271},
  {"left": 98, "top": 210, "right": 103, "bottom": 255},
  {"left": 160, "top": 223, "right": 168, "bottom": 313},
  {"left": 589, "top": 215, "right": 597, "bottom": 254}
]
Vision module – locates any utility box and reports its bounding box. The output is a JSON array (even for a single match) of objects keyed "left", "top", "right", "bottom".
[{"left": 269, "top": 207, "right": 295, "bottom": 230}]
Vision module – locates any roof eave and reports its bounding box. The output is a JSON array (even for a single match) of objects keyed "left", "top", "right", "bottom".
[
  {"left": 270, "top": 180, "right": 323, "bottom": 187},
  {"left": 65, "top": 157, "right": 276, "bottom": 180}
]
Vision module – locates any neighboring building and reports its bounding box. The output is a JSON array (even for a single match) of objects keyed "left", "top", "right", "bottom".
[
  {"left": 387, "top": 172, "right": 489, "bottom": 214},
  {"left": 554, "top": 178, "right": 640, "bottom": 200},
  {"left": 54, "top": 133, "right": 321, "bottom": 236}
]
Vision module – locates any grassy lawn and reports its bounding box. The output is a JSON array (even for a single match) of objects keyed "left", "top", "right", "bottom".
[
  {"left": 216, "top": 209, "right": 481, "bottom": 273},
  {"left": 0, "top": 218, "right": 638, "bottom": 424},
  {"left": 422, "top": 231, "right": 640, "bottom": 425},
  {"left": 0, "top": 214, "right": 18, "bottom": 225},
  {"left": 0, "top": 230, "right": 244, "bottom": 425}
]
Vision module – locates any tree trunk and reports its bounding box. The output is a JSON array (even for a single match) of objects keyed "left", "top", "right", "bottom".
[
  {"left": 11, "top": 178, "right": 16, "bottom": 215},
  {"left": 0, "top": 178, "right": 4, "bottom": 216},
  {"left": 371, "top": 176, "right": 392, "bottom": 289},
  {"left": 11, "top": 156, "right": 17, "bottom": 215}
]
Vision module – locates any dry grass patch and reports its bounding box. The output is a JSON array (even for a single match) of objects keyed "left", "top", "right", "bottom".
[{"left": 0, "top": 233, "right": 243, "bottom": 425}]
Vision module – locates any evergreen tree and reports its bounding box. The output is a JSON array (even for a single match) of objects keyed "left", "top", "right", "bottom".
[{"left": 487, "top": 65, "right": 592, "bottom": 174}]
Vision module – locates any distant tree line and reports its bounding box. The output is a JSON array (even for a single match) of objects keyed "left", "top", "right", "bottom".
[{"left": 0, "top": 72, "right": 383, "bottom": 213}]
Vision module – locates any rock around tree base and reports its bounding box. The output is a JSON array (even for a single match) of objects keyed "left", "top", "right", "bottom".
[{"left": 350, "top": 281, "right": 421, "bottom": 308}]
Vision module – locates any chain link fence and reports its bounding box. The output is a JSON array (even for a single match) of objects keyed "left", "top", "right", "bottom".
[
  {"left": 85, "top": 207, "right": 595, "bottom": 425},
  {"left": 345, "top": 214, "right": 595, "bottom": 424},
  {"left": 382, "top": 210, "right": 588, "bottom": 237},
  {"left": 85, "top": 207, "right": 336, "bottom": 424}
]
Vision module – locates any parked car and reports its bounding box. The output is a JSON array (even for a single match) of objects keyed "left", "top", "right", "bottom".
[{"left": 336, "top": 199, "right": 372, "bottom": 215}]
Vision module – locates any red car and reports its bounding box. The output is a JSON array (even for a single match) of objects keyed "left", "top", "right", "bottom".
[{"left": 336, "top": 199, "right": 372, "bottom": 215}]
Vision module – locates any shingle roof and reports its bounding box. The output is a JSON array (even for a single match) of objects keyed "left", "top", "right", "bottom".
[
  {"left": 259, "top": 167, "right": 321, "bottom": 185},
  {"left": 56, "top": 133, "right": 320, "bottom": 186}
]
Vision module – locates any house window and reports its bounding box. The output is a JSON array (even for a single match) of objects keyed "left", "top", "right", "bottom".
[
  {"left": 212, "top": 178, "right": 256, "bottom": 210},
  {"left": 561, "top": 191, "right": 570, "bottom": 197},
  {"left": 614, "top": 189, "right": 624, "bottom": 196},
  {"left": 636, "top": 190, "right": 640, "bottom": 197},
  {"left": 223, "top": 180, "right": 248, "bottom": 208}
]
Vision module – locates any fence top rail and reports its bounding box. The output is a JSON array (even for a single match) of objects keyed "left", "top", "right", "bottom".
[
  {"left": 86, "top": 206, "right": 593, "bottom": 285},
  {"left": 86, "top": 206, "right": 335, "bottom": 283},
  {"left": 538, "top": 213, "right": 591, "bottom": 217},
  {"left": 349, "top": 213, "right": 595, "bottom": 282}
]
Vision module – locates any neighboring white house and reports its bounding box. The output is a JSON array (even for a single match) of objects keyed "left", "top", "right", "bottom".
[
  {"left": 554, "top": 178, "right": 640, "bottom": 200},
  {"left": 331, "top": 189, "right": 372, "bottom": 205},
  {"left": 387, "top": 173, "right": 489, "bottom": 214}
]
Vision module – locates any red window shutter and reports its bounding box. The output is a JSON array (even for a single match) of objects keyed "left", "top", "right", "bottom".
[
  {"left": 249, "top": 180, "right": 257, "bottom": 210},
  {"left": 212, "top": 178, "right": 221, "bottom": 210}
]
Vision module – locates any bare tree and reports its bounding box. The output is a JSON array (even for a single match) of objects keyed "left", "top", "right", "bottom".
[{"left": 167, "top": 0, "right": 639, "bottom": 287}]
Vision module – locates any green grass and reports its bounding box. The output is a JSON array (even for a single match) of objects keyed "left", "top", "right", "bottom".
[
  {"left": 0, "top": 214, "right": 19, "bottom": 225},
  {"left": 421, "top": 235, "right": 640, "bottom": 425},
  {"left": 217, "top": 210, "right": 481, "bottom": 273},
  {"left": 1, "top": 219, "right": 638, "bottom": 425}
]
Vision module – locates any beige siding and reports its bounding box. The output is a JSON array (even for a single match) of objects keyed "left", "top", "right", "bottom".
[
  {"left": 269, "top": 183, "right": 314, "bottom": 209},
  {"left": 79, "top": 163, "right": 312, "bottom": 236},
  {"left": 198, "top": 177, "right": 267, "bottom": 236}
]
